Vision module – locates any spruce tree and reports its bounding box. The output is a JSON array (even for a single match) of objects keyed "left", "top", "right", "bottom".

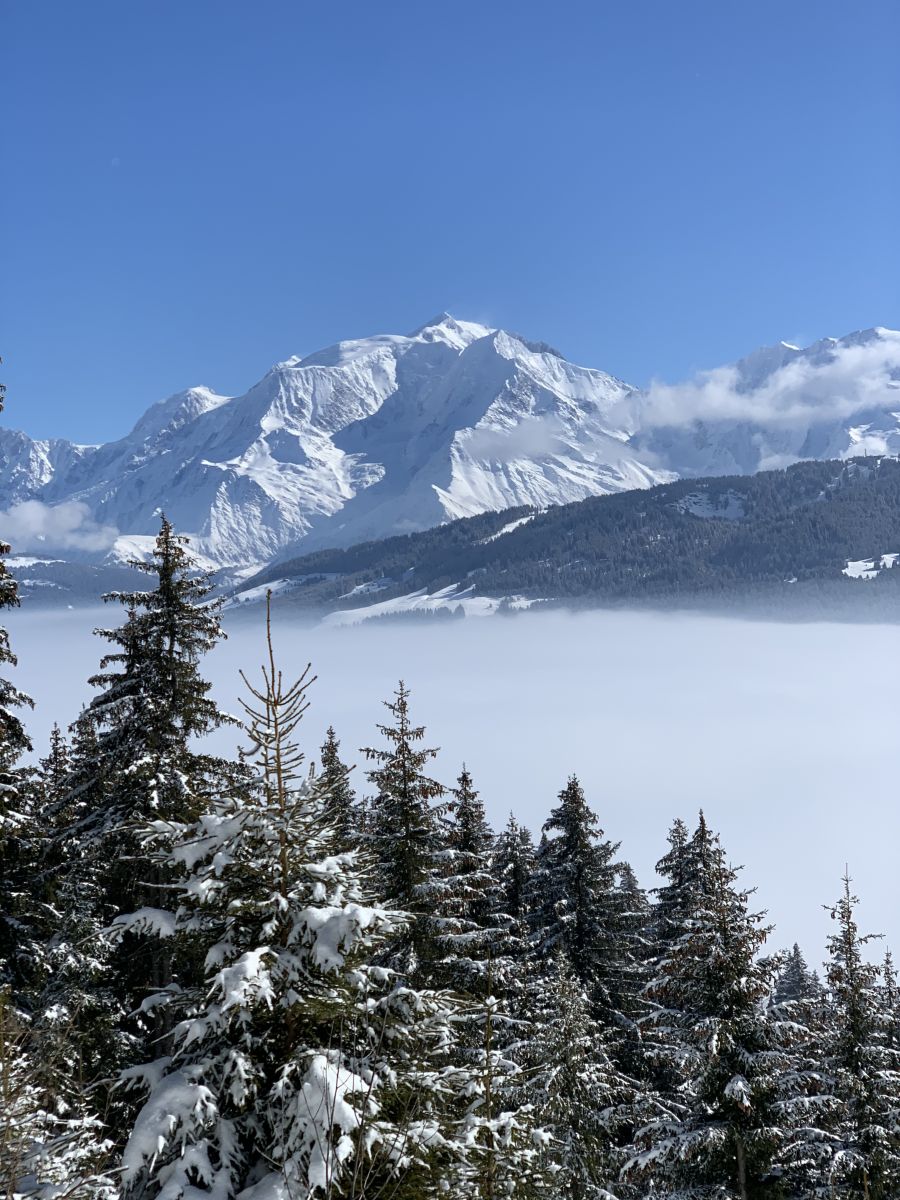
[
  {"left": 319, "top": 724, "right": 359, "bottom": 851},
  {"left": 493, "top": 814, "right": 535, "bottom": 934},
  {"left": 489, "top": 815, "right": 536, "bottom": 1024},
  {"left": 361, "top": 681, "right": 449, "bottom": 979},
  {"left": 530, "top": 775, "right": 633, "bottom": 1031},
  {"left": 65, "top": 515, "right": 238, "bottom": 852},
  {"left": 0, "top": 992, "right": 117, "bottom": 1200},
  {"left": 628, "top": 816, "right": 790, "bottom": 1200},
  {"left": 785, "top": 874, "right": 900, "bottom": 1198},
  {"left": 37, "top": 725, "right": 69, "bottom": 805},
  {"left": 773, "top": 942, "right": 822, "bottom": 1006},
  {"left": 118, "top": 602, "right": 470, "bottom": 1199},
  {"left": 53, "top": 518, "right": 242, "bottom": 1124},
  {"left": 0, "top": 501, "right": 36, "bottom": 999},
  {"left": 436, "top": 765, "right": 500, "bottom": 994},
  {"left": 452, "top": 988, "right": 546, "bottom": 1200},
  {"left": 520, "top": 950, "right": 633, "bottom": 1200},
  {"left": 649, "top": 816, "right": 692, "bottom": 952}
]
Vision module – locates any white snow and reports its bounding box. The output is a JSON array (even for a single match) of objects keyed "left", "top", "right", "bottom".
[
  {"left": 480, "top": 512, "right": 540, "bottom": 543},
  {"left": 222, "top": 578, "right": 298, "bottom": 609},
  {"left": 110, "top": 907, "right": 177, "bottom": 938},
  {"left": 843, "top": 552, "right": 899, "bottom": 581},
  {"left": 323, "top": 583, "right": 538, "bottom": 626},
  {"left": 3, "top": 319, "right": 899, "bottom": 573},
  {"left": 5, "top": 556, "right": 65, "bottom": 568},
  {"left": 339, "top": 577, "right": 394, "bottom": 599}
]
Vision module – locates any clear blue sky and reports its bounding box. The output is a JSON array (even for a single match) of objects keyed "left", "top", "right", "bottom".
[{"left": 3, "top": 0, "right": 898, "bottom": 442}]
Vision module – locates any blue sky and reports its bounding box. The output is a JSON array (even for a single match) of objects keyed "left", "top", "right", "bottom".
[{"left": 3, "top": 0, "right": 898, "bottom": 442}]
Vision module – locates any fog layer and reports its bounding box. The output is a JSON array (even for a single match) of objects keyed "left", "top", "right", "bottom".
[{"left": 8, "top": 606, "right": 898, "bottom": 961}]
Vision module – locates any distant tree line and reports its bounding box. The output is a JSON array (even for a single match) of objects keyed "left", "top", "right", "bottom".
[{"left": 2, "top": 515, "right": 900, "bottom": 1198}]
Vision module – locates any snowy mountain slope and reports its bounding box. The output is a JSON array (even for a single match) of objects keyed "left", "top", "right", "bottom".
[
  {"left": 2, "top": 318, "right": 899, "bottom": 572},
  {"left": 239, "top": 456, "right": 900, "bottom": 624},
  {"left": 0, "top": 315, "right": 669, "bottom": 566}
]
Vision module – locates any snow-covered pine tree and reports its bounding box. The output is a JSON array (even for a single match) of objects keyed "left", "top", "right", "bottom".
[
  {"left": 37, "top": 725, "right": 69, "bottom": 805},
  {"left": 519, "top": 949, "right": 633, "bottom": 1200},
  {"left": 64, "top": 514, "right": 240, "bottom": 861},
  {"left": 361, "top": 681, "right": 450, "bottom": 981},
  {"left": 649, "top": 817, "right": 692, "bottom": 953},
  {"left": 428, "top": 770, "right": 547, "bottom": 1199},
  {"left": 0, "top": 525, "right": 36, "bottom": 1002},
  {"left": 0, "top": 514, "right": 32, "bottom": 779},
  {"left": 0, "top": 372, "right": 31, "bottom": 772},
  {"left": 773, "top": 942, "right": 822, "bottom": 1006},
  {"left": 119, "top": 599, "right": 472, "bottom": 1200},
  {"left": 434, "top": 765, "right": 500, "bottom": 995},
  {"left": 641, "top": 815, "right": 723, "bottom": 1110},
  {"left": 881, "top": 949, "right": 900, "bottom": 1053},
  {"left": 0, "top": 991, "right": 117, "bottom": 1200},
  {"left": 530, "top": 775, "right": 635, "bottom": 1035},
  {"left": 785, "top": 873, "right": 900, "bottom": 1199},
  {"left": 494, "top": 814, "right": 535, "bottom": 937},
  {"left": 51, "top": 518, "right": 244, "bottom": 1126},
  {"left": 488, "top": 815, "right": 537, "bottom": 1027},
  {"left": 612, "top": 861, "right": 652, "bottom": 1079},
  {"left": 627, "top": 816, "right": 789, "bottom": 1200},
  {"left": 451, "top": 986, "right": 547, "bottom": 1200},
  {"left": 319, "top": 724, "right": 359, "bottom": 852}
]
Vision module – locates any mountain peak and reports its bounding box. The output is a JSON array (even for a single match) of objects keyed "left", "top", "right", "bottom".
[
  {"left": 4, "top": 317, "right": 899, "bottom": 576},
  {"left": 408, "top": 312, "right": 493, "bottom": 348}
]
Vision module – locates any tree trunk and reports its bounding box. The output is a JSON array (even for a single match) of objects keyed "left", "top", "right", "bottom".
[{"left": 735, "top": 1134, "right": 749, "bottom": 1200}]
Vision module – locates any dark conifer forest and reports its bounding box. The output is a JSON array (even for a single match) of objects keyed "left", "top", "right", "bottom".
[
  {"left": 3, "top": 514, "right": 900, "bottom": 1199},
  {"left": 241, "top": 456, "right": 900, "bottom": 623}
]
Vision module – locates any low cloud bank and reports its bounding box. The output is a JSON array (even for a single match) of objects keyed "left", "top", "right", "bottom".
[
  {"left": 6, "top": 605, "right": 899, "bottom": 960},
  {"left": 634, "top": 329, "right": 900, "bottom": 430},
  {"left": 1, "top": 500, "right": 119, "bottom": 553}
]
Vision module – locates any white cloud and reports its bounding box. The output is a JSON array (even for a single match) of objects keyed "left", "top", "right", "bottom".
[
  {"left": 461, "top": 415, "right": 569, "bottom": 461},
  {"left": 0, "top": 500, "right": 119, "bottom": 553},
  {"left": 635, "top": 328, "right": 900, "bottom": 430}
]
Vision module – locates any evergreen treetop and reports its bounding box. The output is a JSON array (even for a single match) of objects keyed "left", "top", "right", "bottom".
[{"left": 319, "top": 723, "right": 359, "bottom": 851}]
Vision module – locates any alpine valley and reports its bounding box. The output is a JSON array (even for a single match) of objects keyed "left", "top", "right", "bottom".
[{"left": 2, "top": 315, "right": 900, "bottom": 608}]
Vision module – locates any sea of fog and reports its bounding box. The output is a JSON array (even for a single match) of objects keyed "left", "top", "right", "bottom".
[{"left": 7, "top": 605, "right": 899, "bottom": 964}]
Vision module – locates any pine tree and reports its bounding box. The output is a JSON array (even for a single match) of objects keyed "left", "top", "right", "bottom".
[
  {"left": 37, "top": 725, "right": 69, "bottom": 805},
  {"left": 0, "top": 992, "right": 117, "bottom": 1200},
  {"left": 650, "top": 817, "right": 692, "bottom": 952},
  {"left": 520, "top": 950, "right": 633, "bottom": 1200},
  {"left": 52, "top": 518, "right": 243, "bottom": 1126},
  {"left": 319, "top": 724, "right": 359, "bottom": 851},
  {"left": 65, "top": 515, "right": 239, "bottom": 852},
  {"left": 0, "top": 529, "right": 36, "bottom": 1004},
  {"left": 453, "top": 988, "right": 547, "bottom": 1200},
  {"left": 494, "top": 814, "right": 535, "bottom": 934},
  {"left": 530, "top": 775, "right": 633, "bottom": 1031},
  {"left": 627, "top": 817, "right": 789, "bottom": 1200},
  {"left": 435, "top": 765, "right": 500, "bottom": 994},
  {"left": 773, "top": 942, "right": 822, "bottom": 1006},
  {"left": 489, "top": 815, "right": 536, "bottom": 1026},
  {"left": 361, "top": 681, "right": 449, "bottom": 980},
  {"left": 118, "top": 601, "right": 472, "bottom": 1199},
  {"left": 881, "top": 950, "right": 900, "bottom": 1053},
  {"left": 0, "top": 503, "right": 32, "bottom": 777},
  {"left": 785, "top": 874, "right": 900, "bottom": 1198}
]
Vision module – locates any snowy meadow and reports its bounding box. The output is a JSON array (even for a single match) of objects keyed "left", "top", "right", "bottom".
[{"left": 9, "top": 604, "right": 899, "bottom": 960}]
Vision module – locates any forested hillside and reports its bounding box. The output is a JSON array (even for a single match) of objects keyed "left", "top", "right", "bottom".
[
  {"left": 242, "top": 456, "right": 900, "bottom": 621},
  {"left": 4, "top": 517, "right": 900, "bottom": 1198}
]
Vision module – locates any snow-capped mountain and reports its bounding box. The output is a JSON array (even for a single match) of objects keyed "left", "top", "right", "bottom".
[
  {"left": 0, "top": 315, "right": 669, "bottom": 569},
  {"left": 634, "top": 326, "right": 900, "bottom": 477},
  {"left": 1, "top": 317, "right": 898, "bottom": 574}
]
